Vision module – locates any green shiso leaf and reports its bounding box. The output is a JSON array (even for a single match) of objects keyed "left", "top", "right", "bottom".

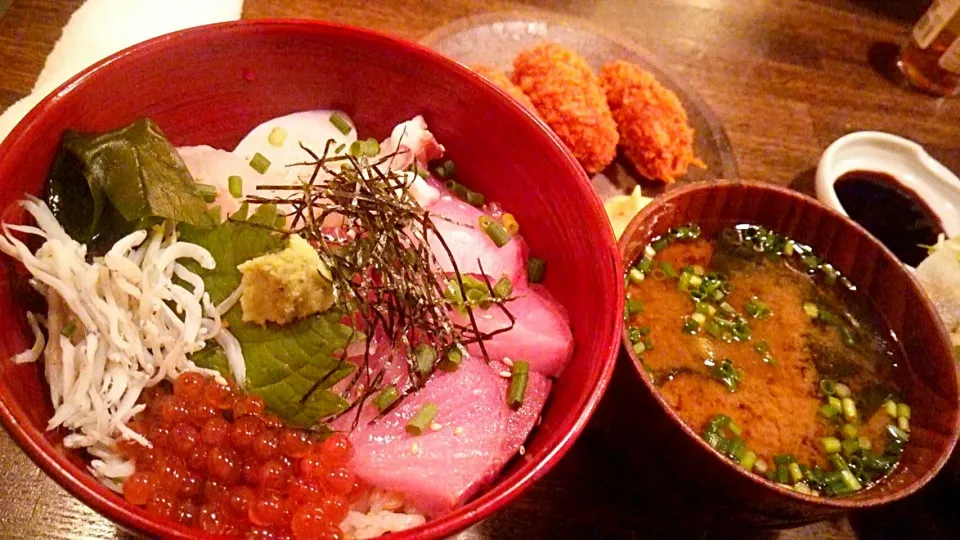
[
  {"left": 44, "top": 118, "right": 215, "bottom": 249},
  {"left": 181, "top": 205, "right": 356, "bottom": 427}
]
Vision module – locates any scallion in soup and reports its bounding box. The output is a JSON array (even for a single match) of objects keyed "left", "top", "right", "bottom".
[{"left": 625, "top": 224, "right": 909, "bottom": 496}]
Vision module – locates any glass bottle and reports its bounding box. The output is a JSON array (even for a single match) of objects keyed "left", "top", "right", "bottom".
[{"left": 898, "top": 0, "right": 960, "bottom": 97}]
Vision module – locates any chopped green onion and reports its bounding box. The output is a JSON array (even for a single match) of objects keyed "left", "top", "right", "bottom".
[
  {"left": 897, "top": 403, "right": 911, "bottom": 419},
  {"left": 754, "top": 459, "right": 768, "bottom": 474},
  {"left": 627, "top": 327, "right": 643, "bottom": 344},
  {"left": 834, "top": 383, "right": 851, "bottom": 398},
  {"left": 789, "top": 462, "right": 803, "bottom": 483},
  {"left": 501, "top": 213, "right": 520, "bottom": 235},
  {"left": 695, "top": 302, "right": 710, "bottom": 315},
  {"left": 196, "top": 183, "right": 218, "bottom": 203},
  {"left": 632, "top": 341, "right": 646, "bottom": 355},
  {"left": 507, "top": 360, "right": 529, "bottom": 409},
  {"left": 651, "top": 238, "right": 669, "bottom": 252},
  {"left": 360, "top": 137, "right": 380, "bottom": 157},
  {"left": 626, "top": 299, "right": 644, "bottom": 315},
  {"left": 373, "top": 386, "right": 398, "bottom": 410},
  {"left": 819, "top": 379, "right": 837, "bottom": 396},
  {"left": 819, "top": 402, "right": 841, "bottom": 419},
  {"left": 528, "top": 257, "right": 546, "bottom": 283},
  {"left": 794, "top": 482, "right": 813, "bottom": 495},
  {"left": 803, "top": 302, "right": 820, "bottom": 318},
  {"left": 740, "top": 450, "right": 758, "bottom": 471},
  {"left": 661, "top": 262, "right": 678, "bottom": 279},
  {"left": 249, "top": 153, "right": 271, "bottom": 174},
  {"left": 841, "top": 438, "right": 861, "bottom": 457},
  {"left": 439, "top": 348, "right": 463, "bottom": 372},
  {"left": 754, "top": 340, "right": 770, "bottom": 355},
  {"left": 268, "top": 126, "right": 287, "bottom": 146},
  {"left": 784, "top": 240, "right": 796, "bottom": 255},
  {"left": 334, "top": 143, "right": 346, "bottom": 154},
  {"left": 821, "top": 437, "right": 842, "bottom": 454},
  {"left": 691, "top": 265, "right": 705, "bottom": 276},
  {"left": 348, "top": 140, "right": 362, "bottom": 157},
  {"left": 414, "top": 344, "right": 437, "bottom": 375},
  {"left": 691, "top": 312, "right": 707, "bottom": 325},
  {"left": 329, "top": 113, "right": 352, "bottom": 135},
  {"left": 828, "top": 453, "right": 849, "bottom": 472},
  {"left": 828, "top": 396, "right": 842, "bottom": 410},
  {"left": 883, "top": 400, "right": 898, "bottom": 417},
  {"left": 857, "top": 436, "right": 872, "bottom": 451},
  {"left": 406, "top": 403, "right": 438, "bottom": 435},
  {"left": 61, "top": 321, "right": 77, "bottom": 338},
  {"left": 479, "top": 216, "right": 511, "bottom": 248},
  {"left": 744, "top": 298, "right": 772, "bottom": 319},
  {"left": 628, "top": 268, "right": 644, "bottom": 284},
  {"left": 840, "top": 469, "right": 863, "bottom": 491},
  {"left": 637, "top": 257, "right": 654, "bottom": 273},
  {"left": 228, "top": 175, "right": 243, "bottom": 198},
  {"left": 682, "top": 318, "right": 699, "bottom": 334},
  {"left": 465, "top": 288, "right": 487, "bottom": 304},
  {"left": 493, "top": 277, "right": 513, "bottom": 299},
  {"left": 776, "top": 464, "right": 790, "bottom": 484},
  {"left": 898, "top": 416, "right": 910, "bottom": 432},
  {"left": 841, "top": 423, "right": 858, "bottom": 440},
  {"left": 841, "top": 397, "right": 858, "bottom": 422}
]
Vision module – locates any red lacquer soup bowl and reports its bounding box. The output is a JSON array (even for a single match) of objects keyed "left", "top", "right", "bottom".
[
  {"left": 0, "top": 20, "right": 623, "bottom": 539},
  {"left": 616, "top": 181, "right": 959, "bottom": 526}
]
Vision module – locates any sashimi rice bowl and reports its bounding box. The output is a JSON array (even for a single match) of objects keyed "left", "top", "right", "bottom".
[{"left": 0, "top": 105, "right": 593, "bottom": 539}]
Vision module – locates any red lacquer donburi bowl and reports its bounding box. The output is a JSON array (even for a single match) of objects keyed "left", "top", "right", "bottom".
[
  {"left": 0, "top": 20, "right": 623, "bottom": 539},
  {"left": 616, "top": 180, "right": 960, "bottom": 526}
]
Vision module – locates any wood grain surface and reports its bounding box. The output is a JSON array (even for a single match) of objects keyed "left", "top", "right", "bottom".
[{"left": 1, "top": 1, "right": 959, "bottom": 538}]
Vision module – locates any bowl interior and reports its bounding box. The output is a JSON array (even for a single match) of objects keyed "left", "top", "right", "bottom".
[
  {"left": 619, "top": 180, "right": 959, "bottom": 509},
  {"left": 0, "top": 20, "right": 623, "bottom": 539}
]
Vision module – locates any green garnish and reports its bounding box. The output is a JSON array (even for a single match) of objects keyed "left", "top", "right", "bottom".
[
  {"left": 373, "top": 386, "right": 398, "bottom": 411},
  {"left": 228, "top": 175, "right": 243, "bottom": 198},
  {"left": 329, "top": 113, "right": 352, "bottom": 135},
  {"left": 249, "top": 153, "right": 271, "bottom": 174},
  {"left": 478, "top": 215, "right": 511, "bottom": 248},
  {"left": 268, "top": 127, "right": 287, "bottom": 147},
  {"left": 709, "top": 358, "right": 742, "bottom": 392},
  {"left": 493, "top": 277, "right": 513, "bottom": 299},
  {"left": 528, "top": 257, "right": 546, "bottom": 283},
  {"left": 406, "top": 403, "right": 438, "bottom": 435},
  {"left": 507, "top": 360, "right": 530, "bottom": 409},
  {"left": 444, "top": 180, "right": 485, "bottom": 207},
  {"left": 359, "top": 138, "right": 380, "bottom": 157}
]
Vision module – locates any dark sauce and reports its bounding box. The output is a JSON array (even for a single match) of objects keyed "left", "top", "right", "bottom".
[{"left": 834, "top": 170, "right": 943, "bottom": 267}]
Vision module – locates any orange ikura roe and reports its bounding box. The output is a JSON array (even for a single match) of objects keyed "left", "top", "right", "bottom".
[{"left": 119, "top": 372, "right": 361, "bottom": 539}]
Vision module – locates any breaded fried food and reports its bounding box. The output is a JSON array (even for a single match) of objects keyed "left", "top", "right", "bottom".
[
  {"left": 512, "top": 43, "right": 618, "bottom": 175},
  {"left": 471, "top": 64, "right": 539, "bottom": 115},
  {"left": 600, "top": 60, "right": 703, "bottom": 183}
]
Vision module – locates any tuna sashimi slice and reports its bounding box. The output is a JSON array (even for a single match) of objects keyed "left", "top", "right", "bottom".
[
  {"left": 425, "top": 195, "right": 528, "bottom": 285},
  {"left": 457, "top": 284, "right": 574, "bottom": 377},
  {"left": 328, "top": 348, "right": 411, "bottom": 432},
  {"left": 348, "top": 358, "right": 506, "bottom": 516},
  {"left": 488, "top": 361, "right": 551, "bottom": 472}
]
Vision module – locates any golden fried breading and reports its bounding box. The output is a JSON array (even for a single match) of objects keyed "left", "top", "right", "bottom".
[
  {"left": 512, "top": 43, "right": 618, "bottom": 175},
  {"left": 600, "top": 60, "right": 703, "bottom": 183},
  {"left": 471, "top": 65, "right": 539, "bottom": 115}
]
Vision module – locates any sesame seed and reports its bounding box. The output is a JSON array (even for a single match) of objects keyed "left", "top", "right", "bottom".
[
  {"left": 410, "top": 442, "right": 421, "bottom": 455},
  {"left": 430, "top": 422, "right": 443, "bottom": 432},
  {"left": 503, "top": 357, "right": 513, "bottom": 367},
  {"left": 454, "top": 427, "right": 465, "bottom": 436},
  {"left": 519, "top": 445, "right": 526, "bottom": 456},
  {"left": 498, "top": 370, "right": 511, "bottom": 378}
]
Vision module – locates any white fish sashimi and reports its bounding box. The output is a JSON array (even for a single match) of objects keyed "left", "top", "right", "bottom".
[
  {"left": 234, "top": 110, "right": 357, "bottom": 183},
  {"left": 177, "top": 145, "right": 284, "bottom": 217}
]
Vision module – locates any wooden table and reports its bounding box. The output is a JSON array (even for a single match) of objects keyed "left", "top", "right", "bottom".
[{"left": 1, "top": 1, "right": 959, "bottom": 538}]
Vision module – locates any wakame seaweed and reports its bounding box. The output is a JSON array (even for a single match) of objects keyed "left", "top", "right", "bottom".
[{"left": 44, "top": 118, "right": 215, "bottom": 250}]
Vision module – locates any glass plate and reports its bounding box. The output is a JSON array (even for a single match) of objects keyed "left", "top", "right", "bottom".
[{"left": 421, "top": 11, "right": 739, "bottom": 200}]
